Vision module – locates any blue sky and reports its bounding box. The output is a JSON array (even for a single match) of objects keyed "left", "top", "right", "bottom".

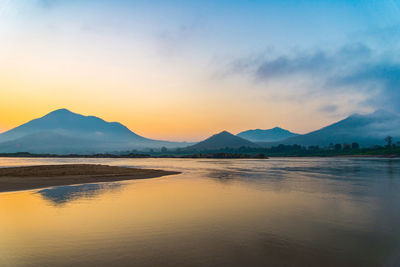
[{"left": 1, "top": 0, "right": 400, "bottom": 140}]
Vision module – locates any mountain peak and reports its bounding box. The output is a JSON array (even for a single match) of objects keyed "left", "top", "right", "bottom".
[
  {"left": 187, "top": 130, "right": 258, "bottom": 151},
  {"left": 0, "top": 108, "right": 152, "bottom": 151},
  {"left": 237, "top": 127, "right": 299, "bottom": 142},
  {"left": 216, "top": 130, "right": 233, "bottom": 136},
  {"left": 55, "top": 108, "right": 71, "bottom": 112},
  {"left": 277, "top": 109, "right": 400, "bottom": 147},
  {"left": 48, "top": 108, "right": 73, "bottom": 115}
]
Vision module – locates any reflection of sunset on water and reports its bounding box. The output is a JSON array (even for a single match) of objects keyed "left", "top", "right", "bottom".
[{"left": 1, "top": 157, "right": 399, "bottom": 266}]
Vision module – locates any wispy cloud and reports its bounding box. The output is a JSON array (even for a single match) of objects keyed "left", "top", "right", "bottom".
[
  {"left": 319, "top": 105, "right": 337, "bottom": 114},
  {"left": 254, "top": 43, "right": 372, "bottom": 81},
  {"left": 228, "top": 43, "right": 400, "bottom": 114}
]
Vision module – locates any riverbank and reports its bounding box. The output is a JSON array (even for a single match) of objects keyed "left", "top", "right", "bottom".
[
  {"left": 0, "top": 152, "right": 268, "bottom": 159},
  {"left": 0, "top": 164, "right": 180, "bottom": 192},
  {"left": 0, "top": 149, "right": 399, "bottom": 158}
]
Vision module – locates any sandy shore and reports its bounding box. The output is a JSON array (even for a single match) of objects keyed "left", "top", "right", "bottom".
[{"left": 0, "top": 164, "right": 180, "bottom": 192}]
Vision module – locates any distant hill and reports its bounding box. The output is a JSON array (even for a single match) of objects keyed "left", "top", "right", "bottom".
[
  {"left": 2, "top": 108, "right": 398, "bottom": 154},
  {"left": 186, "top": 131, "right": 259, "bottom": 151},
  {"left": 274, "top": 110, "right": 400, "bottom": 147},
  {"left": 0, "top": 109, "right": 188, "bottom": 154},
  {"left": 0, "top": 109, "right": 146, "bottom": 143},
  {"left": 237, "top": 127, "right": 299, "bottom": 142}
]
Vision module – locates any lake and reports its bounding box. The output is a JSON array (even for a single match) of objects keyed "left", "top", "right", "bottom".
[{"left": 1, "top": 157, "right": 399, "bottom": 266}]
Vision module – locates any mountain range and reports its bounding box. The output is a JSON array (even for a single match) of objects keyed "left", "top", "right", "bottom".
[
  {"left": 0, "top": 108, "right": 399, "bottom": 154},
  {"left": 237, "top": 127, "right": 299, "bottom": 142}
]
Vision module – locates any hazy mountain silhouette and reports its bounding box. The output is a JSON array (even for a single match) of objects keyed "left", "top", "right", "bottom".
[
  {"left": 2, "top": 108, "right": 398, "bottom": 153},
  {"left": 0, "top": 109, "right": 188, "bottom": 153},
  {"left": 186, "top": 131, "right": 259, "bottom": 151},
  {"left": 237, "top": 127, "right": 299, "bottom": 142},
  {"left": 273, "top": 110, "right": 400, "bottom": 147},
  {"left": 0, "top": 109, "right": 146, "bottom": 142}
]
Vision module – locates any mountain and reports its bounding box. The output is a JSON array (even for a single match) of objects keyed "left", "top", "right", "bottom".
[
  {"left": 275, "top": 110, "right": 400, "bottom": 147},
  {"left": 186, "top": 131, "right": 259, "bottom": 151},
  {"left": 237, "top": 127, "right": 299, "bottom": 142},
  {"left": 0, "top": 109, "right": 188, "bottom": 154},
  {"left": 0, "top": 109, "right": 146, "bottom": 143}
]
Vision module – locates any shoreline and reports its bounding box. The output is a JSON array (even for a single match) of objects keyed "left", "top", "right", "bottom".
[
  {"left": 0, "top": 164, "right": 180, "bottom": 193},
  {"left": 1, "top": 154, "right": 398, "bottom": 159},
  {"left": 334, "top": 154, "right": 400, "bottom": 158}
]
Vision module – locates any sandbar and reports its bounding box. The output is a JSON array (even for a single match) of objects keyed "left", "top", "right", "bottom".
[{"left": 0, "top": 164, "right": 180, "bottom": 192}]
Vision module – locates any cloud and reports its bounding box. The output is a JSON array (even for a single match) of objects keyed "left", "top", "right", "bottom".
[
  {"left": 327, "top": 60, "right": 400, "bottom": 112},
  {"left": 256, "top": 51, "right": 331, "bottom": 79},
  {"left": 255, "top": 43, "right": 372, "bottom": 81},
  {"left": 230, "top": 43, "right": 400, "bottom": 113},
  {"left": 319, "top": 105, "right": 337, "bottom": 114}
]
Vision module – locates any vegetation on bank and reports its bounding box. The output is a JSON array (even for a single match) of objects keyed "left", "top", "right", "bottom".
[
  {"left": 1, "top": 136, "right": 399, "bottom": 158},
  {"left": 153, "top": 145, "right": 400, "bottom": 157},
  {"left": 1, "top": 146, "right": 399, "bottom": 158}
]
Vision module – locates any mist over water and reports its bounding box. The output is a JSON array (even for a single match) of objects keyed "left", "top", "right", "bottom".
[{"left": 0, "top": 157, "right": 400, "bottom": 266}]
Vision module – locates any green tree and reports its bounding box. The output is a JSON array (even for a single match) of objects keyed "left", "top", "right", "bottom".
[
  {"left": 334, "top": 144, "right": 342, "bottom": 151},
  {"left": 351, "top": 142, "right": 360, "bottom": 149},
  {"left": 343, "top": 143, "right": 351, "bottom": 150},
  {"left": 384, "top": 136, "right": 393, "bottom": 147}
]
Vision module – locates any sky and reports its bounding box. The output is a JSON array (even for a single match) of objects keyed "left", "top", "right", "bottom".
[{"left": 1, "top": 0, "right": 400, "bottom": 141}]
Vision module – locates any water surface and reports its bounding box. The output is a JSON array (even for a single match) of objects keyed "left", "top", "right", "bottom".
[{"left": 1, "top": 157, "right": 399, "bottom": 266}]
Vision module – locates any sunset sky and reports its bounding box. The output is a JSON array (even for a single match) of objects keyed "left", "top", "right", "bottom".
[{"left": 1, "top": 0, "right": 400, "bottom": 141}]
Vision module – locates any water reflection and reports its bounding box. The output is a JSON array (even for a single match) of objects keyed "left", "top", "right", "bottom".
[
  {"left": 0, "top": 157, "right": 400, "bottom": 267},
  {"left": 37, "top": 182, "right": 123, "bottom": 205}
]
